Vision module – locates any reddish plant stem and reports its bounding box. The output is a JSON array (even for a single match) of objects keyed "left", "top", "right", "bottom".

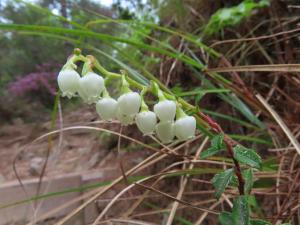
[
  {"left": 198, "top": 112, "right": 245, "bottom": 195},
  {"left": 224, "top": 139, "right": 245, "bottom": 195}
]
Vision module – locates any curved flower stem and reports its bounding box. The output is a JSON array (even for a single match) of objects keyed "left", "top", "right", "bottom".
[{"left": 71, "top": 53, "right": 210, "bottom": 132}]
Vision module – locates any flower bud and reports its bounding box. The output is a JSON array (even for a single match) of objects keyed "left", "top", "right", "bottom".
[
  {"left": 117, "top": 92, "right": 141, "bottom": 116},
  {"left": 96, "top": 97, "right": 118, "bottom": 121},
  {"left": 78, "top": 72, "right": 105, "bottom": 104},
  {"left": 57, "top": 69, "right": 80, "bottom": 98},
  {"left": 135, "top": 111, "right": 157, "bottom": 135},
  {"left": 155, "top": 121, "right": 175, "bottom": 143},
  {"left": 116, "top": 107, "right": 135, "bottom": 125},
  {"left": 154, "top": 100, "right": 176, "bottom": 122},
  {"left": 174, "top": 116, "right": 196, "bottom": 141}
]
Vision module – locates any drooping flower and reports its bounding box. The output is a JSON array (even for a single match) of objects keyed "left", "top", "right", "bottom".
[
  {"left": 57, "top": 69, "right": 80, "bottom": 98},
  {"left": 96, "top": 97, "right": 118, "bottom": 121},
  {"left": 116, "top": 107, "right": 135, "bottom": 125},
  {"left": 117, "top": 92, "right": 141, "bottom": 116},
  {"left": 155, "top": 121, "right": 175, "bottom": 143},
  {"left": 154, "top": 100, "right": 176, "bottom": 122},
  {"left": 135, "top": 111, "right": 157, "bottom": 135},
  {"left": 78, "top": 72, "right": 105, "bottom": 104},
  {"left": 174, "top": 115, "right": 196, "bottom": 141}
]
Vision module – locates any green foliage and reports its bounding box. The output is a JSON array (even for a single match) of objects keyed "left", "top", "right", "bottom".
[
  {"left": 233, "top": 145, "right": 262, "bottom": 169},
  {"left": 211, "top": 168, "right": 234, "bottom": 199},
  {"left": 211, "top": 134, "right": 225, "bottom": 149},
  {"left": 219, "top": 196, "right": 271, "bottom": 225},
  {"left": 204, "top": 0, "right": 270, "bottom": 36},
  {"left": 242, "top": 169, "right": 254, "bottom": 195},
  {"left": 250, "top": 219, "right": 271, "bottom": 225},
  {"left": 201, "top": 134, "right": 225, "bottom": 159},
  {"left": 195, "top": 75, "right": 266, "bottom": 129},
  {"left": 0, "top": 1, "right": 66, "bottom": 81},
  {"left": 232, "top": 196, "right": 250, "bottom": 225},
  {"left": 219, "top": 212, "right": 234, "bottom": 225},
  {"left": 261, "top": 157, "right": 278, "bottom": 171},
  {"left": 0, "top": 0, "right": 116, "bottom": 91}
]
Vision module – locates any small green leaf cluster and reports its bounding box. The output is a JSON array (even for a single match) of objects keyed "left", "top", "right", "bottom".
[
  {"left": 219, "top": 196, "right": 291, "bottom": 225},
  {"left": 206, "top": 135, "right": 262, "bottom": 197},
  {"left": 201, "top": 134, "right": 272, "bottom": 224},
  {"left": 203, "top": 0, "right": 270, "bottom": 36},
  {"left": 201, "top": 134, "right": 225, "bottom": 159}
]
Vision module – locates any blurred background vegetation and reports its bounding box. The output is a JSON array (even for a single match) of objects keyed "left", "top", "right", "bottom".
[
  {"left": 1, "top": 0, "right": 287, "bottom": 124},
  {"left": 1, "top": 0, "right": 299, "bottom": 126}
]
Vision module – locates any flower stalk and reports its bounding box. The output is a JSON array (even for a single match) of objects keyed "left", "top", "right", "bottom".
[{"left": 58, "top": 49, "right": 245, "bottom": 196}]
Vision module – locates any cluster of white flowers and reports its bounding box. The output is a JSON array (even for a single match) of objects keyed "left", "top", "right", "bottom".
[{"left": 57, "top": 68, "right": 196, "bottom": 143}]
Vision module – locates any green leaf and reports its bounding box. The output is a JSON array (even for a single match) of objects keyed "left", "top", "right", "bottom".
[
  {"left": 219, "top": 212, "right": 234, "bottom": 225},
  {"left": 243, "top": 169, "right": 254, "bottom": 194},
  {"left": 229, "top": 134, "right": 272, "bottom": 146},
  {"left": 253, "top": 178, "right": 275, "bottom": 189},
  {"left": 211, "top": 169, "right": 234, "bottom": 199},
  {"left": 250, "top": 219, "right": 271, "bottom": 225},
  {"left": 200, "top": 134, "right": 225, "bottom": 159},
  {"left": 203, "top": 0, "right": 270, "bottom": 36},
  {"left": 195, "top": 92, "right": 205, "bottom": 104},
  {"left": 202, "top": 109, "right": 258, "bottom": 129},
  {"left": 247, "top": 195, "right": 258, "bottom": 207},
  {"left": 211, "top": 134, "right": 225, "bottom": 149},
  {"left": 230, "top": 175, "right": 239, "bottom": 187},
  {"left": 233, "top": 145, "right": 262, "bottom": 169},
  {"left": 232, "top": 196, "right": 250, "bottom": 225},
  {"left": 200, "top": 146, "right": 223, "bottom": 159},
  {"left": 261, "top": 157, "right": 278, "bottom": 171}
]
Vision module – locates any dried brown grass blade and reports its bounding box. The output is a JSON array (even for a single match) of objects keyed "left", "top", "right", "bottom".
[
  {"left": 207, "top": 64, "right": 300, "bottom": 73},
  {"left": 194, "top": 198, "right": 225, "bottom": 225},
  {"left": 136, "top": 183, "right": 219, "bottom": 215},
  {"left": 256, "top": 94, "right": 300, "bottom": 155},
  {"left": 210, "top": 27, "right": 300, "bottom": 46},
  {"left": 51, "top": 127, "right": 192, "bottom": 225},
  {"left": 165, "top": 137, "right": 209, "bottom": 225},
  {"left": 122, "top": 136, "right": 202, "bottom": 218}
]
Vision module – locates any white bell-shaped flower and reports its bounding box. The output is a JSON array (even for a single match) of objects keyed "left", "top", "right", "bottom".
[
  {"left": 174, "top": 116, "right": 196, "bottom": 141},
  {"left": 78, "top": 72, "right": 105, "bottom": 104},
  {"left": 96, "top": 97, "right": 118, "bottom": 121},
  {"left": 57, "top": 69, "right": 80, "bottom": 98},
  {"left": 155, "top": 121, "right": 175, "bottom": 144},
  {"left": 154, "top": 100, "right": 176, "bottom": 122},
  {"left": 116, "top": 107, "right": 135, "bottom": 125},
  {"left": 117, "top": 92, "right": 141, "bottom": 116},
  {"left": 135, "top": 111, "right": 157, "bottom": 135}
]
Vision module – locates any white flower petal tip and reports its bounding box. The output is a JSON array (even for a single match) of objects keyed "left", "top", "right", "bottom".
[
  {"left": 174, "top": 116, "right": 196, "bottom": 141},
  {"left": 155, "top": 121, "right": 175, "bottom": 144},
  {"left": 96, "top": 97, "right": 118, "bottom": 121},
  {"left": 116, "top": 108, "right": 135, "bottom": 125},
  {"left": 135, "top": 111, "right": 157, "bottom": 135},
  {"left": 154, "top": 100, "right": 176, "bottom": 122},
  {"left": 117, "top": 92, "right": 141, "bottom": 115},
  {"left": 57, "top": 69, "right": 80, "bottom": 98},
  {"left": 78, "top": 72, "right": 105, "bottom": 104}
]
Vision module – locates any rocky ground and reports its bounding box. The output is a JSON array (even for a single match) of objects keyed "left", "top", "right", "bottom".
[{"left": 0, "top": 104, "right": 148, "bottom": 184}]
